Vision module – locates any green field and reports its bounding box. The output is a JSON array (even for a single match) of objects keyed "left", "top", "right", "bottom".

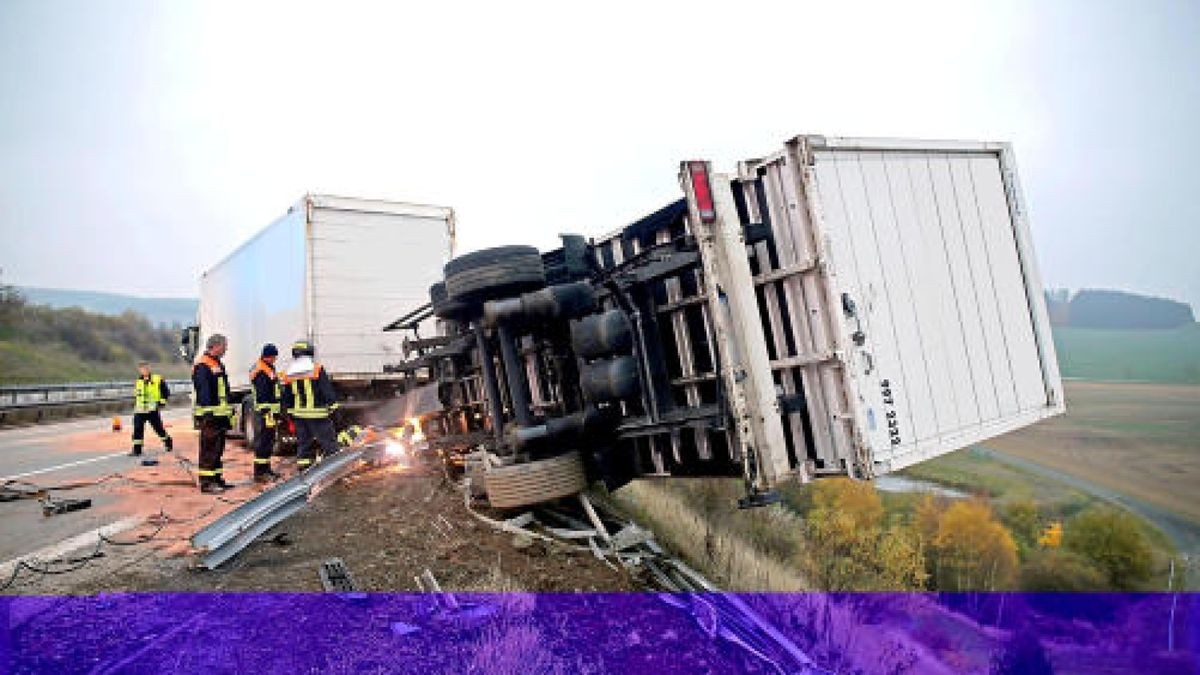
[{"left": 1052, "top": 323, "right": 1200, "bottom": 384}]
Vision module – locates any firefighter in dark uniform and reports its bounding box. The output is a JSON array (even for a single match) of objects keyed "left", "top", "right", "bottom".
[
  {"left": 192, "top": 333, "right": 234, "bottom": 493},
  {"left": 249, "top": 343, "right": 283, "bottom": 483},
  {"left": 280, "top": 340, "right": 340, "bottom": 471},
  {"left": 131, "top": 361, "right": 173, "bottom": 456}
]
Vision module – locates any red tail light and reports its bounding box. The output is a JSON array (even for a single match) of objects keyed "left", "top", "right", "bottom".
[
  {"left": 688, "top": 161, "right": 717, "bottom": 223},
  {"left": 287, "top": 418, "right": 296, "bottom": 434}
]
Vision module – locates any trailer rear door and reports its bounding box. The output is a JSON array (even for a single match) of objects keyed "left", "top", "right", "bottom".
[
  {"left": 307, "top": 195, "right": 456, "bottom": 377},
  {"left": 738, "top": 136, "right": 1063, "bottom": 477}
]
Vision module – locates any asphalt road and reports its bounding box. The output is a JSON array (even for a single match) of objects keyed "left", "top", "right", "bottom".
[{"left": 0, "top": 411, "right": 192, "bottom": 565}]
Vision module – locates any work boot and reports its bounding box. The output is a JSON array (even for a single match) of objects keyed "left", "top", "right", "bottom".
[
  {"left": 200, "top": 482, "right": 226, "bottom": 494},
  {"left": 129, "top": 448, "right": 143, "bottom": 457},
  {"left": 253, "top": 470, "right": 281, "bottom": 484},
  {"left": 214, "top": 476, "right": 233, "bottom": 490},
  {"left": 164, "top": 437, "right": 174, "bottom": 452}
]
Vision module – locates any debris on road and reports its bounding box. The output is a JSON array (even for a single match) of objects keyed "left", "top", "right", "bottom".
[
  {"left": 40, "top": 497, "right": 92, "bottom": 517},
  {"left": 318, "top": 558, "right": 358, "bottom": 593}
]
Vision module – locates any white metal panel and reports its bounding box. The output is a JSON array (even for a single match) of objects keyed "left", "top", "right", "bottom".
[
  {"left": 926, "top": 155, "right": 995, "bottom": 422},
  {"left": 199, "top": 206, "right": 307, "bottom": 390},
  {"left": 801, "top": 140, "right": 1062, "bottom": 473},
  {"left": 900, "top": 155, "right": 974, "bottom": 434},
  {"left": 307, "top": 199, "right": 455, "bottom": 375},
  {"left": 969, "top": 156, "right": 1047, "bottom": 412}
]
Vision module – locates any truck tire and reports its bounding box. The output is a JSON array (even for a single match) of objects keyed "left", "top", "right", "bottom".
[
  {"left": 229, "top": 397, "right": 248, "bottom": 442},
  {"left": 444, "top": 245, "right": 546, "bottom": 304},
  {"left": 483, "top": 451, "right": 587, "bottom": 509},
  {"left": 243, "top": 399, "right": 257, "bottom": 449},
  {"left": 429, "top": 281, "right": 470, "bottom": 320}
]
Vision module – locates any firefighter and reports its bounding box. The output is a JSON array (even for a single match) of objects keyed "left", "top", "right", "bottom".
[
  {"left": 192, "top": 333, "right": 234, "bottom": 493},
  {"left": 280, "top": 340, "right": 340, "bottom": 471},
  {"left": 130, "top": 361, "right": 172, "bottom": 456},
  {"left": 249, "top": 343, "right": 283, "bottom": 483}
]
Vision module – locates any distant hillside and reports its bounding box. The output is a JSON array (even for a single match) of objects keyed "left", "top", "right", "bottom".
[
  {"left": 17, "top": 286, "right": 197, "bottom": 328},
  {"left": 1045, "top": 288, "right": 1195, "bottom": 329},
  {"left": 0, "top": 286, "right": 189, "bottom": 384}
]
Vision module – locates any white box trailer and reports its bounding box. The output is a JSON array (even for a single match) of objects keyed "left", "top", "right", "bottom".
[
  {"left": 684, "top": 135, "right": 1064, "bottom": 484},
  {"left": 195, "top": 194, "right": 456, "bottom": 403}
]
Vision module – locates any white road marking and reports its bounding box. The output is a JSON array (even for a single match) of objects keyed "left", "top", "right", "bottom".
[
  {"left": 0, "top": 451, "right": 129, "bottom": 482},
  {"left": 0, "top": 515, "right": 144, "bottom": 579}
]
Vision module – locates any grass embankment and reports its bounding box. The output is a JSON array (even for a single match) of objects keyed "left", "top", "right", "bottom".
[
  {"left": 610, "top": 479, "right": 808, "bottom": 591},
  {"left": 0, "top": 341, "right": 187, "bottom": 384}
]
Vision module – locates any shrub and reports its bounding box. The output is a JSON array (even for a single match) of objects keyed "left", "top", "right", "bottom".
[
  {"left": 1062, "top": 508, "right": 1152, "bottom": 590},
  {"left": 1019, "top": 549, "right": 1109, "bottom": 591},
  {"left": 928, "top": 499, "right": 1019, "bottom": 591},
  {"left": 1002, "top": 499, "right": 1041, "bottom": 555}
]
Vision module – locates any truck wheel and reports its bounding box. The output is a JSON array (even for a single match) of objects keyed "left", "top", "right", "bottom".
[
  {"left": 483, "top": 451, "right": 587, "bottom": 509},
  {"left": 243, "top": 400, "right": 257, "bottom": 449},
  {"left": 429, "top": 281, "right": 470, "bottom": 320},
  {"left": 444, "top": 245, "right": 545, "bottom": 304},
  {"left": 231, "top": 398, "right": 252, "bottom": 444}
]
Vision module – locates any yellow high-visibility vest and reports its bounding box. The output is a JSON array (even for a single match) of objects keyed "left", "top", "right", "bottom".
[{"left": 134, "top": 374, "right": 165, "bottom": 413}]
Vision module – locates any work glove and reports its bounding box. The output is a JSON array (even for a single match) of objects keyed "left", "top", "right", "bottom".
[{"left": 264, "top": 411, "right": 276, "bottom": 428}]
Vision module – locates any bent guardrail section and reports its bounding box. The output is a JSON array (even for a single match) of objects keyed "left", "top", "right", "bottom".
[{"left": 191, "top": 446, "right": 374, "bottom": 569}]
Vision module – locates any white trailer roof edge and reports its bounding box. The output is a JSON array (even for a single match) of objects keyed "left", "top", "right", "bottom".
[
  {"left": 201, "top": 194, "right": 456, "bottom": 280},
  {"left": 306, "top": 193, "right": 455, "bottom": 221}
]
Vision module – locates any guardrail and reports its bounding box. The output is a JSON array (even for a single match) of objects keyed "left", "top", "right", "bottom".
[
  {"left": 191, "top": 446, "right": 376, "bottom": 569},
  {"left": 0, "top": 380, "right": 193, "bottom": 411}
]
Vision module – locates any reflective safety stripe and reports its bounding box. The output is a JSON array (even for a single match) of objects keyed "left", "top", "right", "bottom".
[
  {"left": 198, "top": 469, "right": 218, "bottom": 477},
  {"left": 296, "top": 459, "right": 312, "bottom": 466},
  {"left": 254, "top": 458, "right": 271, "bottom": 465},
  {"left": 132, "top": 439, "right": 144, "bottom": 445},
  {"left": 255, "top": 403, "right": 282, "bottom": 412},
  {"left": 290, "top": 409, "right": 330, "bottom": 419}
]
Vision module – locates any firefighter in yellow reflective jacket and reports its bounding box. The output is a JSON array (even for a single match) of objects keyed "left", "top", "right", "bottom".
[
  {"left": 192, "top": 334, "right": 233, "bottom": 493},
  {"left": 249, "top": 343, "right": 283, "bottom": 483},
  {"left": 130, "top": 361, "right": 172, "bottom": 456},
  {"left": 280, "top": 340, "right": 340, "bottom": 471}
]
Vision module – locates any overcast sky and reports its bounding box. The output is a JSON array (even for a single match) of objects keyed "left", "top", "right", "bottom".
[{"left": 1, "top": 0, "right": 1197, "bottom": 310}]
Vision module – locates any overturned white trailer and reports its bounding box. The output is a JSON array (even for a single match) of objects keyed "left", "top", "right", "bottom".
[{"left": 394, "top": 134, "right": 1064, "bottom": 507}]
